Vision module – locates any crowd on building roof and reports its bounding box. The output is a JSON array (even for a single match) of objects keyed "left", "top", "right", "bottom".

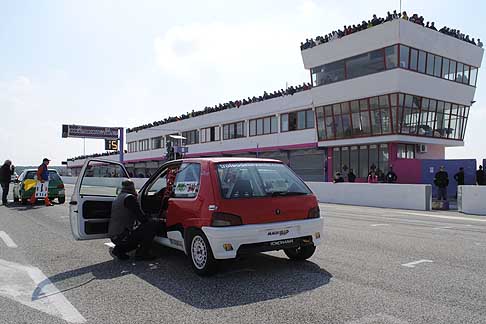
[
  {"left": 301, "top": 10, "right": 483, "bottom": 50},
  {"left": 126, "top": 82, "right": 312, "bottom": 133},
  {"left": 67, "top": 151, "right": 120, "bottom": 162}
]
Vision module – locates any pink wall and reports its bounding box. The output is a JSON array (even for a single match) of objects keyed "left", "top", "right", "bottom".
[
  {"left": 415, "top": 144, "right": 445, "bottom": 159},
  {"left": 392, "top": 159, "right": 422, "bottom": 184}
]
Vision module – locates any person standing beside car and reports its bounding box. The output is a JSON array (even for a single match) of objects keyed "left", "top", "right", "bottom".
[
  {"left": 29, "top": 158, "right": 53, "bottom": 206},
  {"left": 0, "top": 160, "right": 14, "bottom": 206}
]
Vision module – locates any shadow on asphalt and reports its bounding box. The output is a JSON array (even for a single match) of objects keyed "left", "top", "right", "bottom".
[
  {"left": 35, "top": 245, "right": 333, "bottom": 309},
  {"left": 4, "top": 201, "right": 65, "bottom": 212}
]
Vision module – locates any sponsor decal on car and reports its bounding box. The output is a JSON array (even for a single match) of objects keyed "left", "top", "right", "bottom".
[
  {"left": 269, "top": 239, "right": 294, "bottom": 246},
  {"left": 267, "top": 229, "right": 289, "bottom": 236}
]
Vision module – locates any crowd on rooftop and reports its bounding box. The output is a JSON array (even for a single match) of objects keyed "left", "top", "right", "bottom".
[
  {"left": 126, "top": 82, "right": 312, "bottom": 133},
  {"left": 301, "top": 10, "right": 483, "bottom": 50},
  {"left": 67, "top": 151, "right": 119, "bottom": 162}
]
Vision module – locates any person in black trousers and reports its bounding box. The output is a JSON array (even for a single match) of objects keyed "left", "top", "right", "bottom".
[
  {"left": 0, "top": 160, "right": 14, "bottom": 206},
  {"left": 434, "top": 166, "right": 449, "bottom": 201},
  {"left": 454, "top": 167, "right": 465, "bottom": 198},
  {"left": 476, "top": 165, "right": 485, "bottom": 185}
]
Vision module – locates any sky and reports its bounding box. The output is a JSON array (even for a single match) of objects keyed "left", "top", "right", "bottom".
[{"left": 0, "top": 0, "right": 485, "bottom": 166}]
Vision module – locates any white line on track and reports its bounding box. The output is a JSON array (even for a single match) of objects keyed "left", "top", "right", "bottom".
[
  {"left": 401, "top": 259, "right": 434, "bottom": 268},
  {"left": 370, "top": 224, "right": 389, "bottom": 227},
  {"left": 0, "top": 259, "right": 86, "bottom": 323},
  {"left": 104, "top": 242, "right": 115, "bottom": 248},
  {"left": 399, "top": 211, "right": 486, "bottom": 222},
  {"left": 0, "top": 231, "right": 18, "bottom": 248},
  {"left": 432, "top": 226, "right": 454, "bottom": 230}
]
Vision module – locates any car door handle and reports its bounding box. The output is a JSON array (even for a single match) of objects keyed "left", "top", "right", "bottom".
[{"left": 69, "top": 201, "right": 77, "bottom": 205}]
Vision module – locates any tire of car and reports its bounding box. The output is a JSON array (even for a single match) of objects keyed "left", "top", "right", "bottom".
[
  {"left": 13, "top": 196, "right": 19, "bottom": 203},
  {"left": 58, "top": 197, "right": 65, "bottom": 204},
  {"left": 284, "top": 244, "right": 316, "bottom": 261},
  {"left": 187, "top": 229, "right": 218, "bottom": 276},
  {"left": 21, "top": 198, "right": 28, "bottom": 205}
]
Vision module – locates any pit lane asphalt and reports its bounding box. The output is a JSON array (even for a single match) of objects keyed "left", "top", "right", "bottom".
[{"left": 0, "top": 184, "right": 485, "bottom": 324}]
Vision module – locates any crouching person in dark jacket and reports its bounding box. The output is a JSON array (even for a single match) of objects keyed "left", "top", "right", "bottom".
[{"left": 108, "top": 179, "right": 161, "bottom": 261}]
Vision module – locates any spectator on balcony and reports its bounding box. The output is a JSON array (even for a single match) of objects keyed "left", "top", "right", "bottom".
[
  {"left": 429, "top": 22, "right": 437, "bottom": 31},
  {"left": 347, "top": 169, "right": 356, "bottom": 183},
  {"left": 401, "top": 11, "right": 408, "bottom": 21},
  {"left": 478, "top": 39, "right": 483, "bottom": 48}
]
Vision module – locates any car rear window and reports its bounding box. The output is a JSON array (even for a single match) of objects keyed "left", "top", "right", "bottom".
[
  {"left": 23, "top": 170, "right": 61, "bottom": 181},
  {"left": 216, "top": 162, "right": 311, "bottom": 199}
]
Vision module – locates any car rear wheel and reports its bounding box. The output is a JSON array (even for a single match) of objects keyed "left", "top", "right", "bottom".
[
  {"left": 21, "top": 198, "right": 28, "bottom": 205},
  {"left": 13, "top": 195, "right": 19, "bottom": 203},
  {"left": 188, "top": 230, "right": 217, "bottom": 276},
  {"left": 58, "top": 197, "right": 65, "bottom": 204},
  {"left": 284, "top": 244, "right": 316, "bottom": 260}
]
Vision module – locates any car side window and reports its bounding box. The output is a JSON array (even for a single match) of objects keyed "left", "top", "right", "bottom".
[
  {"left": 79, "top": 161, "right": 128, "bottom": 197},
  {"left": 146, "top": 172, "right": 167, "bottom": 196},
  {"left": 173, "top": 163, "right": 201, "bottom": 198}
]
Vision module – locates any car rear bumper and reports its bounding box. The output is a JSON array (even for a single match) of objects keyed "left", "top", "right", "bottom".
[{"left": 202, "top": 217, "right": 323, "bottom": 259}]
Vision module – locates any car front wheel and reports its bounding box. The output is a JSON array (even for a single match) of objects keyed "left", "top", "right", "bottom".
[
  {"left": 58, "top": 197, "right": 65, "bottom": 204},
  {"left": 188, "top": 230, "right": 217, "bottom": 276},
  {"left": 284, "top": 244, "right": 316, "bottom": 261}
]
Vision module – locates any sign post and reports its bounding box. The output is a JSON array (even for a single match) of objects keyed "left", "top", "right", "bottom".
[
  {"left": 62, "top": 124, "right": 124, "bottom": 163},
  {"left": 119, "top": 128, "right": 124, "bottom": 163}
]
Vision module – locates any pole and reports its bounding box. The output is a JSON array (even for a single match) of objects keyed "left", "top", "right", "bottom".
[
  {"left": 83, "top": 138, "right": 86, "bottom": 156},
  {"left": 400, "top": 0, "right": 402, "bottom": 13},
  {"left": 119, "top": 128, "right": 124, "bottom": 163}
]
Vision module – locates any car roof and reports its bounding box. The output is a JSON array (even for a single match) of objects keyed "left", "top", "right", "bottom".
[
  {"left": 178, "top": 157, "right": 283, "bottom": 164},
  {"left": 22, "top": 169, "right": 59, "bottom": 173}
]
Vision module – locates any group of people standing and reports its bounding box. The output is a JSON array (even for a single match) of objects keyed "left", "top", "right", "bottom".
[
  {"left": 434, "top": 165, "right": 486, "bottom": 201},
  {"left": 333, "top": 166, "right": 398, "bottom": 184},
  {"left": 0, "top": 158, "right": 54, "bottom": 207}
]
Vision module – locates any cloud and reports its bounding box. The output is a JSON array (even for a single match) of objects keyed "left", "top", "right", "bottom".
[{"left": 154, "top": 20, "right": 304, "bottom": 82}]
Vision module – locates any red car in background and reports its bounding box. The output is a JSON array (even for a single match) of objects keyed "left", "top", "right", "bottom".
[{"left": 70, "top": 158, "right": 323, "bottom": 275}]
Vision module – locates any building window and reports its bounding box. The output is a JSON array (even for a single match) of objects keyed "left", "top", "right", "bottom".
[
  {"left": 182, "top": 130, "right": 199, "bottom": 145},
  {"left": 223, "top": 121, "right": 246, "bottom": 140},
  {"left": 151, "top": 137, "right": 164, "bottom": 150},
  {"left": 138, "top": 139, "right": 149, "bottom": 151},
  {"left": 417, "top": 50, "right": 427, "bottom": 73},
  {"left": 332, "top": 144, "right": 390, "bottom": 179},
  {"left": 345, "top": 49, "right": 386, "bottom": 79},
  {"left": 385, "top": 45, "right": 398, "bottom": 69},
  {"left": 397, "top": 144, "right": 415, "bottom": 159},
  {"left": 281, "top": 109, "right": 314, "bottom": 132},
  {"left": 315, "top": 93, "right": 469, "bottom": 142},
  {"left": 399, "top": 45, "right": 410, "bottom": 69},
  {"left": 127, "top": 141, "right": 137, "bottom": 153},
  {"left": 249, "top": 116, "right": 278, "bottom": 137},
  {"left": 200, "top": 126, "right": 220, "bottom": 143}
]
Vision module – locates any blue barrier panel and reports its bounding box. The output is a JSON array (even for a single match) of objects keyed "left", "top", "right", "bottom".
[{"left": 421, "top": 159, "right": 476, "bottom": 198}]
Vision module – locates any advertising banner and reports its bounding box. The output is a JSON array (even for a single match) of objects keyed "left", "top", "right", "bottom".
[{"left": 62, "top": 124, "right": 119, "bottom": 139}]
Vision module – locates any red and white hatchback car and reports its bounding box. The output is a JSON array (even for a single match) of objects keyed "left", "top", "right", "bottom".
[{"left": 70, "top": 158, "right": 323, "bottom": 275}]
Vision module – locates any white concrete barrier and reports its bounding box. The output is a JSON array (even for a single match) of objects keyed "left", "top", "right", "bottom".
[
  {"left": 306, "top": 182, "right": 432, "bottom": 211},
  {"left": 458, "top": 186, "right": 486, "bottom": 216}
]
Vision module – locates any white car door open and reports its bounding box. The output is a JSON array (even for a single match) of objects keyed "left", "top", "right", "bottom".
[{"left": 69, "top": 159, "right": 130, "bottom": 240}]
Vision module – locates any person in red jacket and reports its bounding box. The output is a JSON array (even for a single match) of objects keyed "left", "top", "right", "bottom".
[{"left": 29, "top": 158, "right": 53, "bottom": 206}]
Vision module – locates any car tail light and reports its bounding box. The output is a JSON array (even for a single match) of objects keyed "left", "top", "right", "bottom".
[
  {"left": 57, "top": 184, "right": 64, "bottom": 189},
  {"left": 308, "top": 206, "right": 320, "bottom": 219},
  {"left": 211, "top": 212, "right": 242, "bottom": 227}
]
